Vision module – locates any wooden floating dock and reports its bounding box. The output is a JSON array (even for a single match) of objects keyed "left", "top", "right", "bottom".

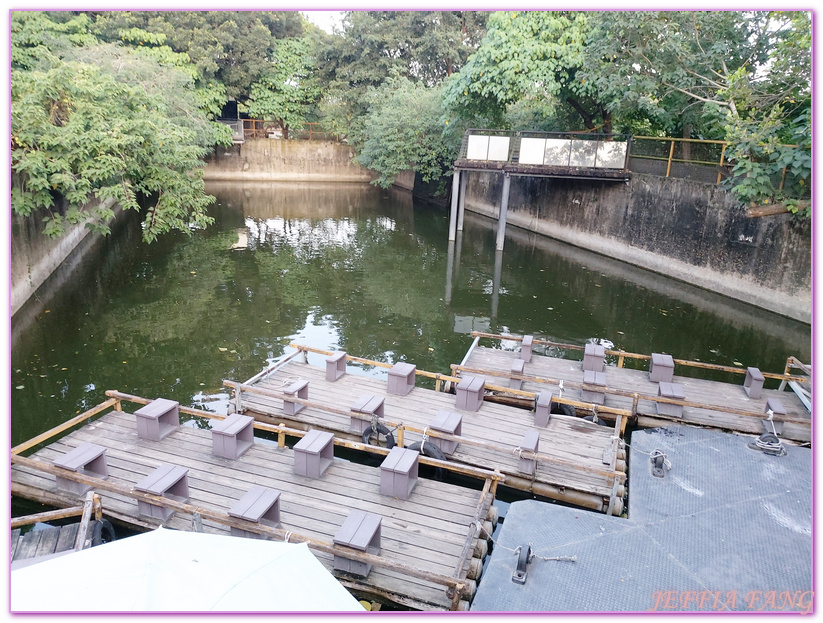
[
  {"left": 455, "top": 332, "right": 811, "bottom": 443},
  {"left": 227, "top": 345, "right": 626, "bottom": 516},
  {"left": 11, "top": 394, "right": 496, "bottom": 611},
  {"left": 11, "top": 492, "right": 102, "bottom": 568}
]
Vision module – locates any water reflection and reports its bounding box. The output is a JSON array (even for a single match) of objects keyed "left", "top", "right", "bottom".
[{"left": 10, "top": 181, "right": 810, "bottom": 448}]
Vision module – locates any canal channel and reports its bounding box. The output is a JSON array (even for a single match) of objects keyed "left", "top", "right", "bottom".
[{"left": 11, "top": 181, "right": 810, "bottom": 462}]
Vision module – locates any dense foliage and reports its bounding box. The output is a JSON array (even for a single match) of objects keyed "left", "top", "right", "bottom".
[
  {"left": 11, "top": 12, "right": 233, "bottom": 241},
  {"left": 10, "top": 9, "right": 813, "bottom": 239}
]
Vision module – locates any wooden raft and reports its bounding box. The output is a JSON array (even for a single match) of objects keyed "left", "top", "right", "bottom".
[
  {"left": 227, "top": 350, "right": 626, "bottom": 515},
  {"left": 457, "top": 343, "right": 811, "bottom": 443},
  {"left": 10, "top": 403, "right": 492, "bottom": 611},
  {"left": 11, "top": 491, "right": 102, "bottom": 568}
]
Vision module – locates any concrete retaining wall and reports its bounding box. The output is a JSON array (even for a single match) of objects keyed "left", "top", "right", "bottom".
[
  {"left": 203, "top": 139, "right": 377, "bottom": 183},
  {"left": 10, "top": 199, "right": 117, "bottom": 317},
  {"left": 465, "top": 171, "right": 811, "bottom": 323}
]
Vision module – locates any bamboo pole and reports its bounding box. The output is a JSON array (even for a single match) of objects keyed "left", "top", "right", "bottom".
[
  {"left": 451, "top": 477, "right": 494, "bottom": 609},
  {"left": 11, "top": 505, "right": 85, "bottom": 529},
  {"left": 11, "top": 397, "right": 120, "bottom": 456},
  {"left": 10, "top": 454, "right": 471, "bottom": 604},
  {"left": 222, "top": 382, "right": 622, "bottom": 482}
]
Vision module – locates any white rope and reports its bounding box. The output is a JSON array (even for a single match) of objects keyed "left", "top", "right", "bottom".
[
  {"left": 756, "top": 410, "right": 785, "bottom": 454},
  {"left": 648, "top": 449, "right": 672, "bottom": 471},
  {"left": 477, "top": 523, "right": 576, "bottom": 563},
  {"left": 284, "top": 530, "right": 293, "bottom": 543},
  {"left": 625, "top": 442, "right": 672, "bottom": 470},
  {"left": 558, "top": 380, "right": 564, "bottom": 399}
]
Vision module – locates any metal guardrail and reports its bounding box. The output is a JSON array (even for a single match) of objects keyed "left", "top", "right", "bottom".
[{"left": 241, "top": 120, "right": 341, "bottom": 142}]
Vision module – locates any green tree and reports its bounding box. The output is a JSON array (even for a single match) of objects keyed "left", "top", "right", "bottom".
[
  {"left": 87, "top": 10, "right": 305, "bottom": 100},
  {"left": 246, "top": 37, "right": 321, "bottom": 138},
  {"left": 315, "top": 11, "right": 487, "bottom": 140},
  {"left": 11, "top": 11, "right": 232, "bottom": 242},
  {"left": 444, "top": 12, "right": 609, "bottom": 131},
  {"left": 354, "top": 75, "right": 458, "bottom": 189},
  {"left": 585, "top": 11, "right": 811, "bottom": 210}
]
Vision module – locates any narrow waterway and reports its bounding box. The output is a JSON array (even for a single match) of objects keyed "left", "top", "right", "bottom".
[{"left": 11, "top": 181, "right": 810, "bottom": 453}]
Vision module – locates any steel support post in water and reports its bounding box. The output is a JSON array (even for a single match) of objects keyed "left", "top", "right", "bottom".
[
  {"left": 496, "top": 173, "right": 511, "bottom": 251},
  {"left": 491, "top": 249, "right": 503, "bottom": 320},
  {"left": 457, "top": 172, "right": 468, "bottom": 231},
  {"left": 449, "top": 170, "right": 461, "bottom": 241},
  {"left": 445, "top": 240, "right": 456, "bottom": 305}
]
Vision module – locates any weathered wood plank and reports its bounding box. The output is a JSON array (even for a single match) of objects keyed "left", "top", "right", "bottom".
[
  {"left": 13, "top": 530, "right": 43, "bottom": 561},
  {"left": 10, "top": 529, "right": 21, "bottom": 561},
  {"left": 56, "top": 523, "right": 79, "bottom": 553}
]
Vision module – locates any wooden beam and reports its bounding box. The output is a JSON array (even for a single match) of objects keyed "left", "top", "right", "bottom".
[
  {"left": 11, "top": 397, "right": 120, "bottom": 456},
  {"left": 11, "top": 505, "right": 85, "bottom": 529}
]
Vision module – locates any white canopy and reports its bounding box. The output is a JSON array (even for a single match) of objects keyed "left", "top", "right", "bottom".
[{"left": 12, "top": 526, "right": 364, "bottom": 612}]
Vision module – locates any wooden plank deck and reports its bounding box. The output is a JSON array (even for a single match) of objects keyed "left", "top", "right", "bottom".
[
  {"left": 461, "top": 345, "right": 811, "bottom": 443},
  {"left": 232, "top": 357, "right": 624, "bottom": 514},
  {"left": 10, "top": 410, "right": 490, "bottom": 611},
  {"left": 11, "top": 524, "right": 79, "bottom": 565}
]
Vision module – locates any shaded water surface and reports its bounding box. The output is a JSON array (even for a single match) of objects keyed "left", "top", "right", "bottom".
[{"left": 11, "top": 182, "right": 810, "bottom": 448}]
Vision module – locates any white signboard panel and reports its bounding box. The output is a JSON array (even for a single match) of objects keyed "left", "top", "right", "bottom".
[
  {"left": 487, "top": 136, "right": 511, "bottom": 161},
  {"left": 466, "top": 135, "right": 490, "bottom": 160},
  {"left": 595, "top": 141, "right": 628, "bottom": 168},
  {"left": 518, "top": 138, "right": 547, "bottom": 165},
  {"left": 569, "top": 140, "right": 597, "bottom": 167},
  {"left": 543, "top": 139, "right": 572, "bottom": 166}
]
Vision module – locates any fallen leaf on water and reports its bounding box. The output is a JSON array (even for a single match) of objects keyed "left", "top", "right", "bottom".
[
  {"left": 61, "top": 367, "right": 67, "bottom": 370},
  {"left": 190, "top": 271, "right": 197, "bottom": 274},
  {"left": 733, "top": 361, "right": 743, "bottom": 366},
  {"left": 45, "top": 310, "right": 50, "bottom": 314},
  {"left": 122, "top": 361, "right": 127, "bottom": 364},
  {"left": 617, "top": 331, "right": 625, "bottom": 335},
  {"left": 428, "top": 347, "right": 434, "bottom": 352},
  {"left": 218, "top": 347, "right": 228, "bottom": 352},
  {"left": 15, "top": 385, "right": 24, "bottom": 390},
  {"left": 230, "top": 350, "right": 237, "bottom": 354}
]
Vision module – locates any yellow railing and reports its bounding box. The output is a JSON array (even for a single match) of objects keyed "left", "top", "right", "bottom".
[{"left": 632, "top": 136, "right": 796, "bottom": 188}]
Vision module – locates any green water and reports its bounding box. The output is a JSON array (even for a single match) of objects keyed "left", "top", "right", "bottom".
[{"left": 10, "top": 181, "right": 811, "bottom": 447}]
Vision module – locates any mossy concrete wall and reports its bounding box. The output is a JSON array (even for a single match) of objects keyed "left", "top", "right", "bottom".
[
  {"left": 465, "top": 172, "right": 811, "bottom": 323},
  {"left": 11, "top": 199, "right": 119, "bottom": 318},
  {"left": 203, "top": 139, "right": 377, "bottom": 183}
]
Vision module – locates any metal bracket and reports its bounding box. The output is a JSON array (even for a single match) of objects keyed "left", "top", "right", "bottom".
[
  {"left": 651, "top": 453, "right": 667, "bottom": 478},
  {"left": 512, "top": 545, "right": 532, "bottom": 584}
]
